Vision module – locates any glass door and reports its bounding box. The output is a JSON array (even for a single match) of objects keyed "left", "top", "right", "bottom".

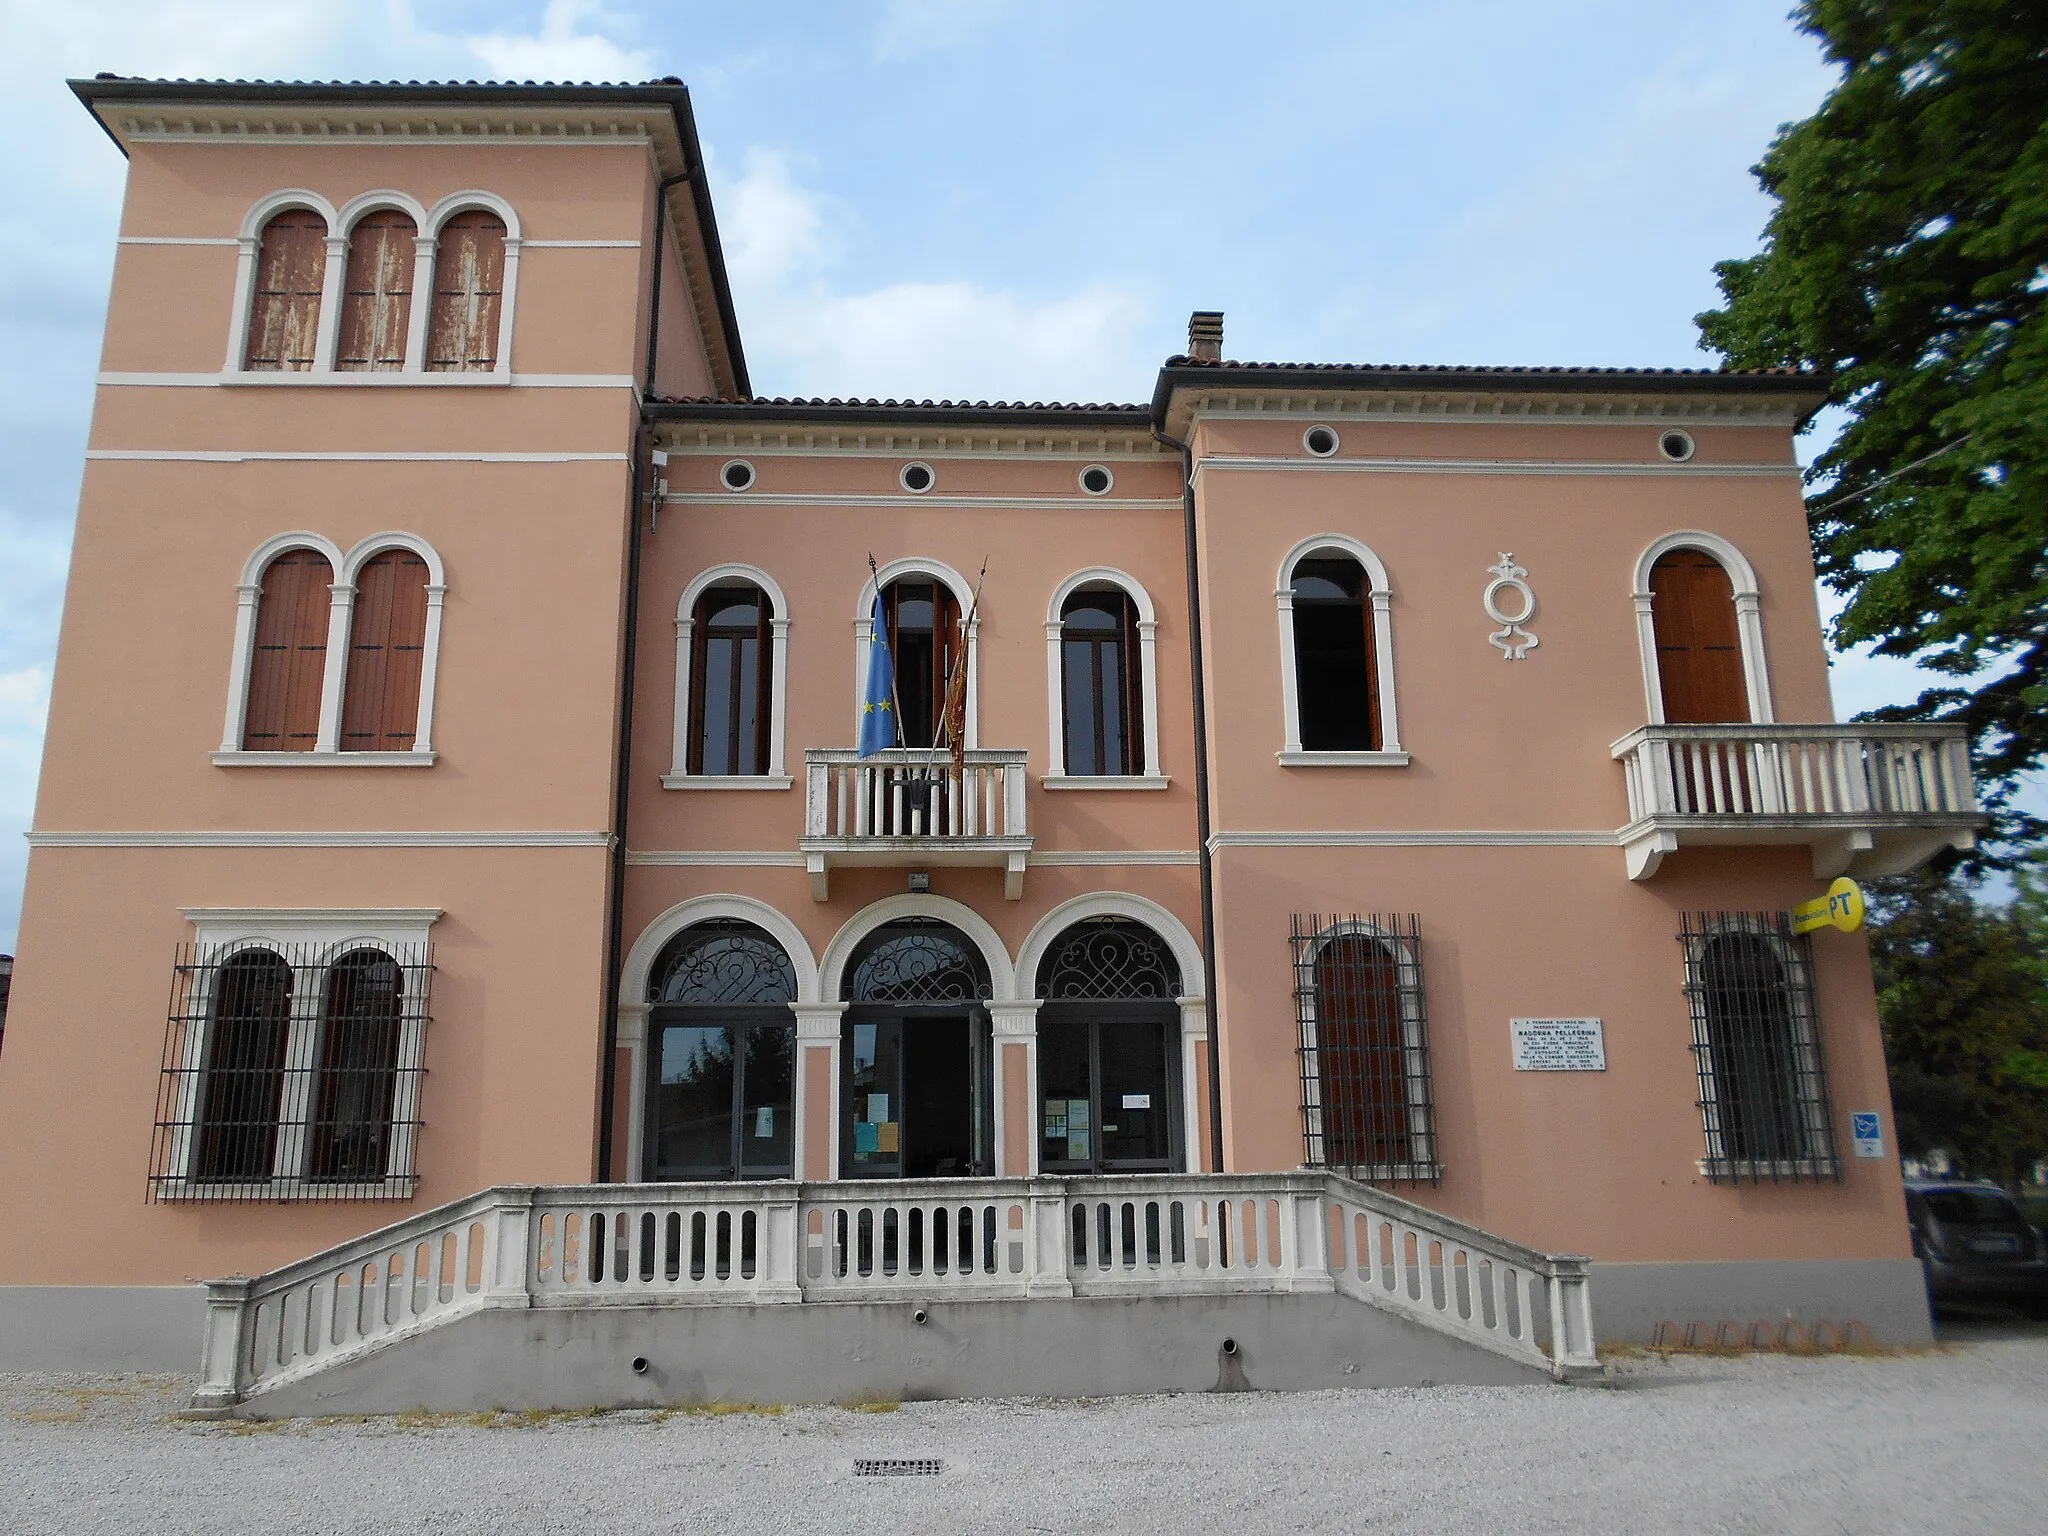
[
  {"left": 1038, "top": 1004, "right": 1178, "bottom": 1173},
  {"left": 845, "top": 1011, "right": 990, "bottom": 1178}
]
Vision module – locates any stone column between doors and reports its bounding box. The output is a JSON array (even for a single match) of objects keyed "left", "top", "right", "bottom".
[
  {"left": 791, "top": 1003, "right": 848, "bottom": 1182},
  {"left": 986, "top": 999, "right": 1041, "bottom": 1177}
]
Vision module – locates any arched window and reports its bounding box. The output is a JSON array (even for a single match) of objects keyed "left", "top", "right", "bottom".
[
  {"left": 1060, "top": 589, "right": 1143, "bottom": 776},
  {"left": 194, "top": 949, "right": 293, "bottom": 1182},
  {"left": 845, "top": 919, "right": 991, "bottom": 1003},
  {"left": 646, "top": 921, "right": 797, "bottom": 1179},
  {"left": 336, "top": 210, "right": 417, "bottom": 372},
  {"left": 309, "top": 950, "right": 404, "bottom": 1181},
  {"left": 339, "top": 548, "right": 430, "bottom": 752},
  {"left": 688, "top": 585, "right": 772, "bottom": 775},
  {"left": 243, "top": 209, "right": 327, "bottom": 372},
  {"left": 1035, "top": 918, "right": 1181, "bottom": 1173},
  {"left": 1649, "top": 549, "right": 1748, "bottom": 724},
  {"left": 1681, "top": 914, "right": 1837, "bottom": 1182},
  {"left": 243, "top": 548, "right": 333, "bottom": 752},
  {"left": 426, "top": 210, "right": 507, "bottom": 372},
  {"left": 1291, "top": 557, "right": 1379, "bottom": 751},
  {"left": 1291, "top": 915, "right": 1438, "bottom": 1183},
  {"left": 880, "top": 579, "right": 963, "bottom": 749}
]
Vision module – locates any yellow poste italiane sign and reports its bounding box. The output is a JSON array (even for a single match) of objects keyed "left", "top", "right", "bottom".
[{"left": 1791, "top": 877, "right": 1866, "bottom": 935}]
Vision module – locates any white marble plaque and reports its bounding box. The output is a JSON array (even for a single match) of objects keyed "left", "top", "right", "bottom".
[{"left": 1510, "top": 1017, "right": 1606, "bottom": 1072}]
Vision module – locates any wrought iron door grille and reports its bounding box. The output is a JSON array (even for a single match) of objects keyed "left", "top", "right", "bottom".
[
  {"left": 1291, "top": 914, "right": 1439, "bottom": 1184},
  {"left": 149, "top": 941, "right": 432, "bottom": 1202},
  {"left": 1679, "top": 912, "right": 1839, "bottom": 1184}
]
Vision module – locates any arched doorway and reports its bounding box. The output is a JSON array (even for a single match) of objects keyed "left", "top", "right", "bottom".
[
  {"left": 1035, "top": 918, "right": 1183, "bottom": 1173},
  {"left": 842, "top": 919, "right": 993, "bottom": 1178},
  {"left": 1649, "top": 549, "right": 1748, "bottom": 724},
  {"left": 644, "top": 920, "right": 798, "bottom": 1180}
]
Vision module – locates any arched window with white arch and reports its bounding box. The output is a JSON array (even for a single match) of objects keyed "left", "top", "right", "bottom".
[
  {"left": 666, "top": 565, "right": 792, "bottom": 788},
  {"left": 1043, "top": 568, "right": 1164, "bottom": 786},
  {"left": 332, "top": 192, "right": 430, "bottom": 373},
  {"left": 853, "top": 558, "right": 981, "bottom": 750},
  {"left": 228, "top": 191, "right": 338, "bottom": 373},
  {"left": 218, "top": 531, "right": 447, "bottom": 764},
  {"left": 1276, "top": 534, "right": 1404, "bottom": 764},
  {"left": 1631, "top": 531, "right": 1773, "bottom": 725},
  {"left": 421, "top": 192, "right": 522, "bottom": 375}
]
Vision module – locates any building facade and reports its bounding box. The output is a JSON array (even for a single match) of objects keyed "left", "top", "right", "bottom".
[{"left": 0, "top": 77, "right": 1982, "bottom": 1370}]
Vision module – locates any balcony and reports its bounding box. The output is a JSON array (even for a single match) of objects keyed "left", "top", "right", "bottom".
[
  {"left": 1612, "top": 723, "right": 1982, "bottom": 881},
  {"left": 802, "top": 747, "right": 1032, "bottom": 900}
]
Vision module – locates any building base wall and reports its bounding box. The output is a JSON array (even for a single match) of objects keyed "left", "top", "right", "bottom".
[
  {"left": 1591, "top": 1258, "right": 1933, "bottom": 1345},
  {"left": 236, "top": 1292, "right": 1555, "bottom": 1418},
  {"left": 0, "top": 1285, "right": 203, "bottom": 1372}
]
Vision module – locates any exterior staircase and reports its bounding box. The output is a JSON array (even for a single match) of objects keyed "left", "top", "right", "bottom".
[{"left": 192, "top": 1173, "right": 1598, "bottom": 1416}]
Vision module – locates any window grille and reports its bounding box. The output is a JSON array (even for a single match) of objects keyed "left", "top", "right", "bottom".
[
  {"left": 1291, "top": 914, "right": 1438, "bottom": 1184},
  {"left": 150, "top": 941, "right": 432, "bottom": 1202},
  {"left": 846, "top": 919, "right": 991, "bottom": 1003},
  {"left": 1679, "top": 912, "right": 1839, "bottom": 1184},
  {"left": 1036, "top": 918, "right": 1181, "bottom": 1000},
  {"left": 650, "top": 920, "right": 797, "bottom": 1005}
]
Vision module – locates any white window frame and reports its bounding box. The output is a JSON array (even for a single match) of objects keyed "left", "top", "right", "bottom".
[
  {"left": 224, "top": 188, "right": 520, "bottom": 379},
  {"left": 853, "top": 557, "right": 981, "bottom": 749},
  {"left": 1293, "top": 918, "right": 1438, "bottom": 1182},
  {"left": 1631, "top": 531, "right": 1774, "bottom": 725},
  {"left": 664, "top": 564, "right": 793, "bottom": 789},
  {"left": 1276, "top": 533, "right": 1407, "bottom": 766},
  {"left": 162, "top": 907, "right": 440, "bottom": 1201},
  {"left": 216, "top": 530, "right": 448, "bottom": 766},
  {"left": 1042, "top": 567, "right": 1166, "bottom": 789}
]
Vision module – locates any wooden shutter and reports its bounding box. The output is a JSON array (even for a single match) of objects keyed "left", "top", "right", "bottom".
[
  {"left": 426, "top": 211, "right": 506, "bottom": 371},
  {"left": 243, "top": 210, "right": 327, "bottom": 372},
  {"left": 340, "top": 550, "right": 430, "bottom": 752},
  {"left": 1651, "top": 551, "right": 1748, "bottom": 723},
  {"left": 1317, "top": 936, "right": 1411, "bottom": 1168},
  {"left": 244, "top": 550, "right": 333, "bottom": 750},
  {"left": 336, "top": 211, "right": 417, "bottom": 371}
]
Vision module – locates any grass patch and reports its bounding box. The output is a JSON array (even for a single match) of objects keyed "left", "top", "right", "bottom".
[
  {"left": 13, "top": 1409, "right": 86, "bottom": 1424},
  {"left": 836, "top": 1397, "right": 901, "bottom": 1414}
]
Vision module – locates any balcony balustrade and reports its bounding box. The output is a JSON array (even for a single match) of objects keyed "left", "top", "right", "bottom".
[
  {"left": 1612, "top": 722, "right": 1982, "bottom": 880},
  {"left": 801, "top": 747, "right": 1032, "bottom": 900}
]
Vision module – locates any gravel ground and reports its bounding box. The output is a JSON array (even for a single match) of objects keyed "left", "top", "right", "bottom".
[{"left": 2, "top": 1321, "right": 2043, "bottom": 1534}]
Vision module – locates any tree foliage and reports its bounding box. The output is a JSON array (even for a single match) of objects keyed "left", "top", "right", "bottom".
[
  {"left": 1869, "top": 858, "right": 2048, "bottom": 1183},
  {"left": 1696, "top": 1, "right": 2048, "bottom": 841}
]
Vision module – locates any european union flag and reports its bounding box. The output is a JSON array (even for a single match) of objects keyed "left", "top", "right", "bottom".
[{"left": 858, "top": 591, "right": 897, "bottom": 757}]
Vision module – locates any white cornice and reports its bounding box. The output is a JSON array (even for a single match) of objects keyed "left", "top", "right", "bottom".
[
  {"left": 30, "top": 829, "right": 611, "bottom": 848},
  {"left": 622, "top": 848, "right": 1198, "bottom": 866},
  {"left": 654, "top": 424, "right": 1171, "bottom": 460},
  {"left": 98, "top": 371, "right": 636, "bottom": 391},
  {"left": 1194, "top": 456, "right": 1798, "bottom": 481},
  {"left": 1208, "top": 829, "right": 1620, "bottom": 850},
  {"left": 1179, "top": 389, "right": 1805, "bottom": 428},
  {"left": 86, "top": 448, "right": 628, "bottom": 464},
  {"left": 660, "top": 492, "right": 1181, "bottom": 510}
]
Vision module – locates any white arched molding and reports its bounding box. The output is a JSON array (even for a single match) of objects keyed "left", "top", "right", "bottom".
[
  {"left": 1017, "top": 892, "right": 1207, "bottom": 1174},
  {"left": 423, "top": 191, "right": 524, "bottom": 376},
  {"left": 333, "top": 191, "right": 431, "bottom": 373},
  {"left": 664, "top": 564, "right": 792, "bottom": 790},
  {"left": 1042, "top": 568, "right": 1166, "bottom": 789},
  {"left": 853, "top": 558, "right": 981, "bottom": 749},
  {"left": 820, "top": 892, "right": 1017, "bottom": 1002},
  {"left": 215, "top": 530, "right": 445, "bottom": 766},
  {"left": 225, "top": 190, "right": 341, "bottom": 374},
  {"left": 617, "top": 895, "right": 823, "bottom": 1183},
  {"left": 1631, "top": 530, "right": 1773, "bottom": 725},
  {"left": 1276, "top": 534, "right": 1407, "bottom": 766}
]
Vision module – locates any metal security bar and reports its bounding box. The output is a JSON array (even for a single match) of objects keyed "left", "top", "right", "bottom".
[
  {"left": 149, "top": 941, "right": 432, "bottom": 1202},
  {"left": 1291, "top": 914, "right": 1439, "bottom": 1185},
  {"left": 1678, "top": 912, "right": 1839, "bottom": 1185}
]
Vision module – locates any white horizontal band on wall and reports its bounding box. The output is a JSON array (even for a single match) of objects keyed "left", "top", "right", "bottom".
[
  {"left": 27, "top": 830, "right": 612, "bottom": 848},
  {"left": 84, "top": 449, "right": 630, "bottom": 463},
  {"left": 117, "top": 235, "right": 241, "bottom": 246},
  {"left": 1193, "top": 456, "right": 1798, "bottom": 479},
  {"left": 517, "top": 239, "right": 643, "bottom": 248},
  {"left": 661, "top": 493, "right": 1183, "bottom": 510},
  {"left": 623, "top": 849, "right": 1198, "bottom": 866},
  {"left": 1030, "top": 851, "right": 1199, "bottom": 866},
  {"left": 96, "top": 372, "right": 638, "bottom": 390},
  {"left": 1208, "top": 829, "right": 1620, "bottom": 850}
]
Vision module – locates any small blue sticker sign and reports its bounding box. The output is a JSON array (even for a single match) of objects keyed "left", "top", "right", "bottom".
[{"left": 1851, "top": 1112, "right": 1884, "bottom": 1159}]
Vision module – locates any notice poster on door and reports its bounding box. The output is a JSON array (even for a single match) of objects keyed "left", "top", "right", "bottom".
[
  {"left": 754, "top": 1106, "right": 774, "bottom": 1138},
  {"left": 867, "top": 1094, "right": 890, "bottom": 1123},
  {"left": 1044, "top": 1103, "right": 1068, "bottom": 1140},
  {"left": 1066, "top": 1098, "right": 1091, "bottom": 1161},
  {"left": 854, "top": 1122, "right": 879, "bottom": 1155},
  {"left": 876, "top": 1122, "right": 900, "bottom": 1153}
]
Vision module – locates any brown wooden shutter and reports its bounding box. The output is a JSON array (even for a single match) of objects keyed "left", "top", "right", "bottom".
[
  {"left": 426, "top": 211, "right": 506, "bottom": 371},
  {"left": 340, "top": 550, "right": 430, "bottom": 752},
  {"left": 243, "top": 210, "right": 328, "bottom": 371},
  {"left": 1651, "top": 551, "right": 1749, "bottom": 723},
  {"left": 244, "top": 550, "right": 332, "bottom": 750},
  {"left": 336, "top": 211, "right": 417, "bottom": 371}
]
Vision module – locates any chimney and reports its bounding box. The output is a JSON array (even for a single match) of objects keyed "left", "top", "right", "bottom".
[{"left": 1187, "top": 310, "right": 1223, "bottom": 362}]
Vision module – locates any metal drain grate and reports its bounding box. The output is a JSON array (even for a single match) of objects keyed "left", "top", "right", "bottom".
[{"left": 853, "top": 1458, "right": 943, "bottom": 1478}]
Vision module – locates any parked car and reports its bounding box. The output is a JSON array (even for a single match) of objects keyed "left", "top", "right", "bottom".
[{"left": 1904, "top": 1179, "right": 2048, "bottom": 1317}]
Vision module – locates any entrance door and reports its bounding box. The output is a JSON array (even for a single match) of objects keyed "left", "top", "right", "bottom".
[
  {"left": 845, "top": 1013, "right": 988, "bottom": 1178},
  {"left": 1650, "top": 550, "right": 1748, "bottom": 724},
  {"left": 1039, "top": 1007, "right": 1177, "bottom": 1173}
]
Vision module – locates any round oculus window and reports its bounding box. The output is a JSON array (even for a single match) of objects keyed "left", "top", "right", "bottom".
[
  {"left": 900, "top": 461, "right": 935, "bottom": 493},
  {"left": 720, "top": 459, "right": 756, "bottom": 492},
  {"left": 1658, "top": 429, "right": 1696, "bottom": 463},
  {"left": 1079, "top": 464, "right": 1114, "bottom": 495},
  {"left": 1303, "top": 425, "right": 1340, "bottom": 457}
]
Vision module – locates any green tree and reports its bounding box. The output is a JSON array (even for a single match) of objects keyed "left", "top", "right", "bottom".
[
  {"left": 1696, "top": 1, "right": 2048, "bottom": 840},
  {"left": 1869, "top": 863, "right": 2048, "bottom": 1183}
]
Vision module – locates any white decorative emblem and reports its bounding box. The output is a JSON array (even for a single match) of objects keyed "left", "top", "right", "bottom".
[{"left": 1483, "top": 553, "right": 1538, "bottom": 660}]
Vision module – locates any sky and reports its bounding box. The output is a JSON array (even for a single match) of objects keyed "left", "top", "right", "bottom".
[{"left": 0, "top": 0, "right": 2028, "bottom": 950}]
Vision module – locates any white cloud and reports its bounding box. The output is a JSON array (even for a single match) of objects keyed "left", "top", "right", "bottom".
[
  {"left": 872, "top": 0, "right": 1019, "bottom": 62},
  {"left": 464, "top": 0, "right": 654, "bottom": 82}
]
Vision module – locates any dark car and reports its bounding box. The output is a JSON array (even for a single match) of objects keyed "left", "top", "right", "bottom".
[{"left": 1904, "top": 1179, "right": 2048, "bottom": 1317}]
